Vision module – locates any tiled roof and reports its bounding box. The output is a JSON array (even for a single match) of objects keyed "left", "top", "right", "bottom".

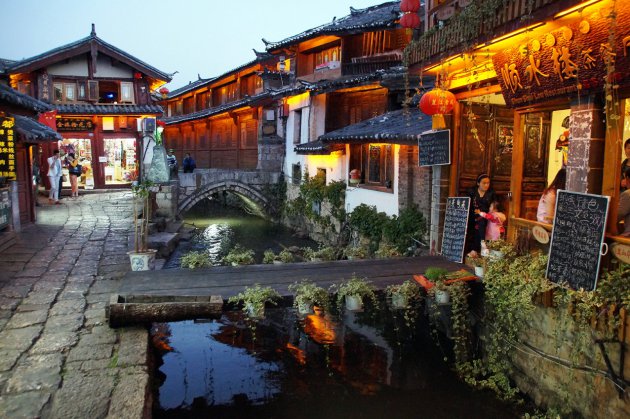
[
  {"left": 163, "top": 91, "right": 272, "bottom": 124},
  {"left": 294, "top": 139, "right": 345, "bottom": 155},
  {"left": 166, "top": 77, "right": 215, "bottom": 98},
  {"left": 0, "top": 83, "right": 53, "bottom": 112},
  {"left": 0, "top": 58, "right": 16, "bottom": 74},
  {"left": 52, "top": 103, "right": 163, "bottom": 115},
  {"left": 265, "top": 2, "right": 400, "bottom": 51},
  {"left": 7, "top": 30, "right": 171, "bottom": 81},
  {"left": 320, "top": 105, "right": 432, "bottom": 145},
  {"left": 12, "top": 114, "right": 62, "bottom": 143}
]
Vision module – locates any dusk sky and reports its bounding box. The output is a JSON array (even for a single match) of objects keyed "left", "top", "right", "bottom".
[{"left": 0, "top": 0, "right": 386, "bottom": 89}]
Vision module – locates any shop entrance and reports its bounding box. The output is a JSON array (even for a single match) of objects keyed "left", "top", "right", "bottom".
[
  {"left": 59, "top": 138, "right": 94, "bottom": 190},
  {"left": 103, "top": 138, "right": 137, "bottom": 185}
]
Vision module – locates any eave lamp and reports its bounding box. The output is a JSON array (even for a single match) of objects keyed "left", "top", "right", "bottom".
[{"left": 419, "top": 87, "right": 456, "bottom": 130}]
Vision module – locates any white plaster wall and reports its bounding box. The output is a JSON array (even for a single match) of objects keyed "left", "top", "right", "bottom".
[
  {"left": 94, "top": 55, "right": 133, "bottom": 78},
  {"left": 345, "top": 145, "right": 400, "bottom": 216},
  {"left": 47, "top": 56, "right": 89, "bottom": 77}
]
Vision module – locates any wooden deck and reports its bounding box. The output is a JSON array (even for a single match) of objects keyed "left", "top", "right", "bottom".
[{"left": 117, "top": 256, "right": 468, "bottom": 300}]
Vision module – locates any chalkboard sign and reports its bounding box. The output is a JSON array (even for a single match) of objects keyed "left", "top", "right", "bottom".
[
  {"left": 441, "top": 197, "right": 470, "bottom": 263},
  {"left": 419, "top": 129, "right": 451, "bottom": 167},
  {"left": 546, "top": 190, "right": 609, "bottom": 291}
]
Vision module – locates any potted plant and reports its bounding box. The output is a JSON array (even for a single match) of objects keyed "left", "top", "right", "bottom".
[
  {"left": 275, "top": 248, "right": 294, "bottom": 264},
  {"left": 332, "top": 274, "right": 377, "bottom": 312},
  {"left": 288, "top": 279, "right": 330, "bottom": 315},
  {"left": 344, "top": 244, "right": 370, "bottom": 260},
  {"left": 180, "top": 250, "right": 211, "bottom": 269},
  {"left": 386, "top": 280, "right": 421, "bottom": 309},
  {"left": 222, "top": 244, "right": 255, "bottom": 266},
  {"left": 468, "top": 255, "right": 486, "bottom": 278},
  {"left": 485, "top": 239, "right": 511, "bottom": 260},
  {"left": 424, "top": 267, "right": 450, "bottom": 304},
  {"left": 228, "top": 284, "right": 281, "bottom": 319},
  {"left": 128, "top": 180, "right": 157, "bottom": 271},
  {"left": 374, "top": 240, "right": 402, "bottom": 259},
  {"left": 262, "top": 249, "right": 276, "bottom": 264}
]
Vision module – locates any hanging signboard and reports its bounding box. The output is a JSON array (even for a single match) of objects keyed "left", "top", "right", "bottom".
[
  {"left": 56, "top": 118, "right": 94, "bottom": 132},
  {"left": 0, "top": 116, "right": 16, "bottom": 179},
  {"left": 441, "top": 197, "right": 470, "bottom": 263},
  {"left": 419, "top": 129, "right": 451, "bottom": 167},
  {"left": 546, "top": 190, "right": 609, "bottom": 291}
]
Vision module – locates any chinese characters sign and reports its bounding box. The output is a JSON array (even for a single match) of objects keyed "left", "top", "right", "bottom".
[
  {"left": 0, "top": 116, "right": 16, "bottom": 179},
  {"left": 56, "top": 118, "right": 94, "bottom": 131},
  {"left": 493, "top": 8, "right": 630, "bottom": 107}
]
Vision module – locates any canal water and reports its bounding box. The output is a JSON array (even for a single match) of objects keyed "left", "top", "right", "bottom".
[{"left": 154, "top": 200, "right": 525, "bottom": 418}]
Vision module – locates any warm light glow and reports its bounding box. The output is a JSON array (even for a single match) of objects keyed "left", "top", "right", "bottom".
[
  {"left": 554, "top": 0, "right": 603, "bottom": 19},
  {"left": 448, "top": 67, "right": 498, "bottom": 90},
  {"left": 286, "top": 92, "right": 310, "bottom": 107},
  {"left": 285, "top": 343, "right": 306, "bottom": 365},
  {"left": 303, "top": 313, "right": 337, "bottom": 344},
  {"left": 482, "top": 22, "right": 546, "bottom": 47}
]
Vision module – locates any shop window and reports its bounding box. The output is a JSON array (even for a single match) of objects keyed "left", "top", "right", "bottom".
[
  {"left": 77, "top": 81, "right": 87, "bottom": 100},
  {"left": 293, "top": 110, "right": 302, "bottom": 144},
  {"left": 103, "top": 138, "right": 137, "bottom": 184},
  {"left": 99, "top": 80, "right": 118, "bottom": 103},
  {"left": 349, "top": 143, "right": 394, "bottom": 190},
  {"left": 53, "top": 82, "right": 76, "bottom": 102},
  {"left": 58, "top": 138, "right": 94, "bottom": 189}
]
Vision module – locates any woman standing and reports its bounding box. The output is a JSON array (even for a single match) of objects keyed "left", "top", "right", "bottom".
[
  {"left": 467, "top": 173, "right": 496, "bottom": 256},
  {"left": 47, "top": 149, "right": 62, "bottom": 204},
  {"left": 537, "top": 168, "right": 566, "bottom": 224},
  {"left": 67, "top": 153, "right": 81, "bottom": 198}
]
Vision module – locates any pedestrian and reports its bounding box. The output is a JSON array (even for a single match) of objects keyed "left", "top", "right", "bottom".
[
  {"left": 466, "top": 173, "right": 496, "bottom": 256},
  {"left": 477, "top": 200, "right": 506, "bottom": 241},
  {"left": 537, "top": 168, "right": 566, "bottom": 224},
  {"left": 621, "top": 138, "right": 630, "bottom": 191},
  {"left": 618, "top": 167, "right": 630, "bottom": 236},
  {"left": 47, "top": 149, "right": 62, "bottom": 204},
  {"left": 167, "top": 149, "right": 178, "bottom": 179},
  {"left": 67, "top": 153, "right": 82, "bottom": 198},
  {"left": 182, "top": 153, "right": 196, "bottom": 173}
]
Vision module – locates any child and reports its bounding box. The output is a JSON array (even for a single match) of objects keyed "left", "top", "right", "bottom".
[{"left": 478, "top": 200, "right": 506, "bottom": 241}]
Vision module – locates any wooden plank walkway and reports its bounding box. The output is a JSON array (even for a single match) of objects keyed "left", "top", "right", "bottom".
[{"left": 117, "top": 256, "right": 469, "bottom": 300}]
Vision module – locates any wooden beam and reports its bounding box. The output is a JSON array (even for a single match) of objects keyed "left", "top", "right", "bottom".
[{"left": 454, "top": 84, "right": 502, "bottom": 101}]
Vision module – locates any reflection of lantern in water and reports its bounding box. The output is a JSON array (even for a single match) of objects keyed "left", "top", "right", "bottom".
[{"left": 303, "top": 313, "right": 337, "bottom": 344}]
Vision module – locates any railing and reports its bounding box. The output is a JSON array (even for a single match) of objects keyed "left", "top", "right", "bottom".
[
  {"left": 405, "top": 0, "right": 574, "bottom": 66},
  {"left": 342, "top": 60, "right": 403, "bottom": 76}
]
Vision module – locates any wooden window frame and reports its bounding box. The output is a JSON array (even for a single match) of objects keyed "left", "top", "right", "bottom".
[
  {"left": 120, "top": 82, "right": 134, "bottom": 103},
  {"left": 293, "top": 110, "right": 302, "bottom": 144},
  {"left": 53, "top": 81, "right": 77, "bottom": 103},
  {"left": 88, "top": 80, "right": 99, "bottom": 101}
]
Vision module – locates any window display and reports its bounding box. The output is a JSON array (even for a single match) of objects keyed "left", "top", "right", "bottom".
[
  {"left": 104, "top": 138, "right": 137, "bottom": 185},
  {"left": 58, "top": 138, "right": 93, "bottom": 190}
]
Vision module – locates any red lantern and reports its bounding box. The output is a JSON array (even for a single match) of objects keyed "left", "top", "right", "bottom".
[
  {"left": 400, "top": 12, "right": 420, "bottom": 29},
  {"left": 158, "top": 87, "right": 170, "bottom": 98},
  {"left": 400, "top": 0, "right": 420, "bottom": 13},
  {"left": 134, "top": 72, "right": 142, "bottom": 80},
  {"left": 419, "top": 88, "right": 456, "bottom": 116}
]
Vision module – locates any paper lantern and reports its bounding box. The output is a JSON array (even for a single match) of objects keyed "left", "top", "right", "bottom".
[
  {"left": 158, "top": 87, "right": 170, "bottom": 98},
  {"left": 400, "top": 0, "right": 420, "bottom": 13},
  {"left": 400, "top": 12, "right": 420, "bottom": 29},
  {"left": 419, "top": 88, "right": 456, "bottom": 116}
]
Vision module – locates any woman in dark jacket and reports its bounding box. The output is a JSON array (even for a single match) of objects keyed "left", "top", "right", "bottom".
[{"left": 467, "top": 173, "right": 496, "bottom": 255}]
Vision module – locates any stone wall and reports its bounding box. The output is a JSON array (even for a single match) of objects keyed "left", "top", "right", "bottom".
[
  {"left": 398, "top": 145, "right": 432, "bottom": 233},
  {"left": 507, "top": 305, "right": 629, "bottom": 417},
  {"left": 154, "top": 182, "right": 179, "bottom": 219}
]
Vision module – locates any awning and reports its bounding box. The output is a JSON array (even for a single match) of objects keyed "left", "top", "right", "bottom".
[
  {"left": 294, "top": 139, "right": 345, "bottom": 155},
  {"left": 12, "top": 114, "right": 62, "bottom": 143},
  {"left": 320, "top": 107, "right": 433, "bottom": 146}
]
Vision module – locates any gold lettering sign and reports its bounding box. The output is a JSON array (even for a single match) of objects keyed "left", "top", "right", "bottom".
[{"left": 0, "top": 117, "right": 16, "bottom": 179}]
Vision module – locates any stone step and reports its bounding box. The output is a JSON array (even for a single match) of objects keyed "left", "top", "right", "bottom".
[{"left": 148, "top": 232, "right": 179, "bottom": 258}]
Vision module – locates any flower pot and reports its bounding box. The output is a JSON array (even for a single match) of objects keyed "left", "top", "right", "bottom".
[
  {"left": 127, "top": 249, "right": 157, "bottom": 271},
  {"left": 345, "top": 295, "right": 363, "bottom": 311},
  {"left": 474, "top": 266, "right": 485, "bottom": 278},
  {"left": 434, "top": 290, "right": 450, "bottom": 305},
  {"left": 391, "top": 293, "right": 409, "bottom": 309},
  {"left": 245, "top": 303, "right": 265, "bottom": 319}
]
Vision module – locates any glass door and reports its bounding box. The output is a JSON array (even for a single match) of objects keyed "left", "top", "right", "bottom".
[{"left": 58, "top": 138, "right": 94, "bottom": 190}]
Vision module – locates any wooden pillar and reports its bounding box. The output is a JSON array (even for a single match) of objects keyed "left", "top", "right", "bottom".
[{"left": 566, "top": 97, "right": 605, "bottom": 194}]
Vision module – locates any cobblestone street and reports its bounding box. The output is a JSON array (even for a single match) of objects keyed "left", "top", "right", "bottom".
[{"left": 0, "top": 192, "right": 151, "bottom": 418}]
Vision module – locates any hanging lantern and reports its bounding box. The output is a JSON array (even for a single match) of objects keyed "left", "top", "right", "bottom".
[
  {"left": 400, "top": 0, "right": 420, "bottom": 13},
  {"left": 134, "top": 72, "right": 143, "bottom": 80},
  {"left": 400, "top": 12, "right": 420, "bottom": 29},
  {"left": 158, "top": 87, "right": 169, "bottom": 99},
  {"left": 419, "top": 88, "right": 456, "bottom": 116}
]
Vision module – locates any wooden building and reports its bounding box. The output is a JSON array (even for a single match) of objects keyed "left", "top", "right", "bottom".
[{"left": 4, "top": 25, "right": 171, "bottom": 190}]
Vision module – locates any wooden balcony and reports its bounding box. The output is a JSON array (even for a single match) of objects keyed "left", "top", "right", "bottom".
[
  {"left": 405, "top": 0, "right": 584, "bottom": 68},
  {"left": 342, "top": 60, "right": 403, "bottom": 76}
]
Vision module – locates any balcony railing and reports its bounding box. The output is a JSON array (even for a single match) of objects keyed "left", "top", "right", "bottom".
[
  {"left": 342, "top": 60, "right": 403, "bottom": 76},
  {"left": 405, "top": 0, "right": 579, "bottom": 67}
]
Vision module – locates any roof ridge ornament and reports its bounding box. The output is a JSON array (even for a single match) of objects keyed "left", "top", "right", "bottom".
[{"left": 90, "top": 23, "right": 96, "bottom": 38}]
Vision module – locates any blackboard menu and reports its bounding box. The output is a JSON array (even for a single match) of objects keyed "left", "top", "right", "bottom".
[
  {"left": 419, "top": 129, "right": 451, "bottom": 167},
  {"left": 441, "top": 197, "right": 470, "bottom": 263},
  {"left": 546, "top": 190, "right": 609, "bottom": 291}
]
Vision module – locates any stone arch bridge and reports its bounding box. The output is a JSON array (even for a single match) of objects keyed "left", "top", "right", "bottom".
[{"left": 174, "top": 169, "right": 284, "bottom": 219}]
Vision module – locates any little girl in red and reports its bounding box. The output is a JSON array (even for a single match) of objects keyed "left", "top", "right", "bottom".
[{"left": 478, "top": 200, "right": 506, "bottom": 241}]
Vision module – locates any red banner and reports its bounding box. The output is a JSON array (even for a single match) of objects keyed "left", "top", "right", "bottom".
[{"left": 38, "top": 110, "right": 58, "bottom": 131}]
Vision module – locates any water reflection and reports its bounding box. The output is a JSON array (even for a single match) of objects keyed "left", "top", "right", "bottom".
[
  {"left": 166, "top": 200, "right": 317, "bottom": 268},
  {"left": 152, "top": 307, "right": 525, "bottom": 418}
]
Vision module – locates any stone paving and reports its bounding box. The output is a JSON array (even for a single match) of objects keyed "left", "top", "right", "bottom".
[{"left": 0, "top": 192, "right": 151, "bottom": 419}]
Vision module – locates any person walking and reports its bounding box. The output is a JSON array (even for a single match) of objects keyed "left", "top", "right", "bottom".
[
  {"left": 47, "top": 149, "right": 62, "bottom": 204},
  {"left": 182, "top": 153, "right": 196, "bottom": 173},
  {"left": 67, "top": 153, "right": 82, "bottom": 198}
]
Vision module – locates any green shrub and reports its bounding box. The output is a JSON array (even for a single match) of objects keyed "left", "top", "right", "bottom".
[{"left": 180, "top": 250, "right": 211, "bottom": 269}]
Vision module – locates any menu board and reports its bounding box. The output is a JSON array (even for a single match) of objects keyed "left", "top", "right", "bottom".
[
  {"left": 419, "top": 129, "right": 451, "bottom": 167},
  {"left": 546, "top": 190, "right": 609, "bottom": 291},
  {"left": 441, "top": 197, "right": 470, "bottom": 263}
]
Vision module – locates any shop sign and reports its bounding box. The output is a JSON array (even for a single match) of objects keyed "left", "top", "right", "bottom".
[
  {"left": 532, "top": 225, "right": 550, "bottom": 244},
  {"left": 493, "top": 7, "right": 630, "bottom": 107},
  {"left": 611, "top": 243, "right": 630, "bottom": 264},
  {"left": 56, "top": 118, "right": 94, "bottom": 131},
  {"left": 0, "top": 116, "right": 16, "bottom": 179},
  {"left": 0, "top": 188, "right": 10, "bottom": 230}
]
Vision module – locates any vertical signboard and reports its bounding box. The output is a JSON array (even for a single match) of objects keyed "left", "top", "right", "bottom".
[
  {"left": 0, "top": 116, "right": 16, "bottom": 179},
  {"left": 419, "top": 129, "right": 451, "bottom": 167},
  {"left": 546, "top": 190, "right": 609, "bottom": 291},
  {"left": 441, "top": 197, "right": 470, "bottom": 263}
]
